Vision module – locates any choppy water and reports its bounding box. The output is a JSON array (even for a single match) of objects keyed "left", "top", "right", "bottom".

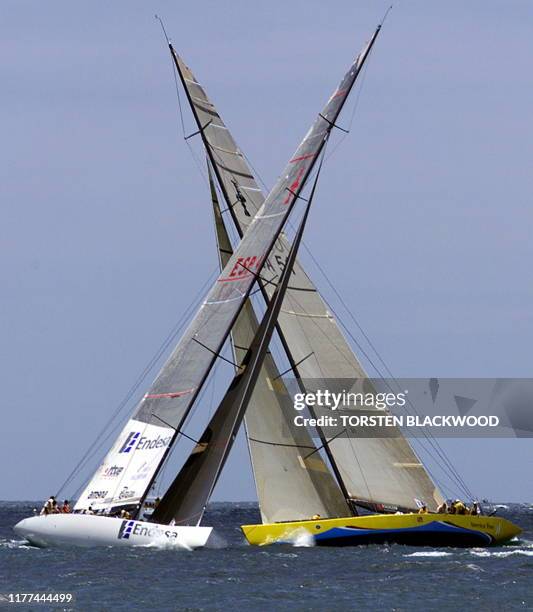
[{"left": 1, "top": 502, "right": 532, "bottom": 611}]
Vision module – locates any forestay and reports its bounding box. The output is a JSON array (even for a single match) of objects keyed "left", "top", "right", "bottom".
[{"left": 75, "top": 40, "right": 370, "bottom": 514}]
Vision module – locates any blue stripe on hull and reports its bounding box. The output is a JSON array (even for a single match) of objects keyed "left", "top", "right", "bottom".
[{"left": 312, "top": 520, "right": 493, "bottom": 547}]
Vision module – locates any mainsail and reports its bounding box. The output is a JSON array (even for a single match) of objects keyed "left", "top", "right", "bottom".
[
  {"left": 152, "top": 162, "right": 324, "bottom": 526},
  {"left": 207, "top": 162, "right": 349, "bottom": 523},
  {"left": 75, "top": 40, "right": 370, "bottom": 514},
  {"left": 176, "top": 31, "right": 443, "bottom": 511}
]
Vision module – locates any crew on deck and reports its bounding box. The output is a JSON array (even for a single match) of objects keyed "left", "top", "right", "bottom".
[
  {"left": 40, "top": 496, "right": 56, "bottom": 515},
  {"left": 61, "top": 500, "right": 71, "bottom": 513},
  {"left": 415, "top": 499, "right": 480, "bottom": 516},
  {"left": 452, "top": 499, "right": 467, "bottom": 514}
]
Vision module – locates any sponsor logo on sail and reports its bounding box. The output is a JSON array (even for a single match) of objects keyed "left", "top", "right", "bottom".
[
  {"left": 117, "top": 520, "right": 178, "bottom": 541},
  {"left": 119, "top": 432, "right": 141, "bottom": 453},
  {"left": 87, "top": 490, "right": 108, "bottom": 500},
  {"left": 118, "top": 486, "right": 136, "bottom": 500},
  {"left": 119, "top": 432, "right": 171, "bottom": 454},
  {"left": 131, "top": 461, "right": 151, "bottom": 481},
  {"left": 102, "top": 465, "right": 124, "bottom": 478}
]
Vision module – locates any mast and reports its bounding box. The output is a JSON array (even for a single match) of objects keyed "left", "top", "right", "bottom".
[{"left": 152, "top": 162, "right": 324, "bottom": 526}]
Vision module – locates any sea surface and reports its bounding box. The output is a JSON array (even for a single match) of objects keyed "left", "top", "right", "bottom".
[{"left": 1, "top": 502, "right": 532, "bottom": 611}]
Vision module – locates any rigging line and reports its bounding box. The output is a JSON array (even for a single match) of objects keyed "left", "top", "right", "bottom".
[
  {"left": 323, "top": 293, "right": 474, "bottom": 498},
  {"left": 323, "top": 43, "right": 372, "bottom": 165},
  {"left": 302, "top": 428, "right": 347, "bottom": 459},
  {"left": 273, "top": 352, "right": 314, "bottom": 381},
  {"left": 59, "top": 272, "right": 214, "bottom": 495},
  {"left": 157, "top": 15, "right": 186, "bottom": 137},
  {"left": 289, "top": 225, "right": 474, "bottom": 498},
  {"left": 159, "top": 21, "right": 212, "bottom": 193},
  {"left": 241, "top": 149, "right": 269, "bottom": 193},
  {"left": 326, "top": 302, "right": 472, "bottom": 497},
  {"left": 254, "top": 243, "right": 465, "bottom": 498},
  {"left": 278, "top": 274, "right": 469, "bottom": 496},
  {"left": 248, "top": 437, "right": 316, "bottom": 450},
  {"left": 144, "top": 352, "right": 225, "bottom": 497},
  {"left": 57, "top": 267, "right": 219, "bottom": 497}
]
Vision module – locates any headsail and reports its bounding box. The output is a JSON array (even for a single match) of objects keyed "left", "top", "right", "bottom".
[
  {"left": 152, "top": 160, "right": 323, "bottom": 526},
  {"left": 208, "top": 162, "right": 349, "bottom": 523},
  {"left": 176, "top": 31, "right": 443, "bottom": 511},
  {"left": 75, "top": 41, "right": 371, "bottom": 514}
]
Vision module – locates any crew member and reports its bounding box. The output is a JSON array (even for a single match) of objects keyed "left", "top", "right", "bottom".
[
  {"left": 436, "top": 501, "right": 447, "bottom": 514},
  {"left": 470, "top": 501, "right": 481, "bottom": 516},
  {"left": 61, "top": 500, "right": 71, "bottom": 513},
  {"left": 40, "top": 495, "right": 55, "bottom": 516},
  {"left": 453, "top": 499, "right": 467, "bottom": 515},
  {"left": 418, "top": 505, "right": 428, "bottom": 514}
]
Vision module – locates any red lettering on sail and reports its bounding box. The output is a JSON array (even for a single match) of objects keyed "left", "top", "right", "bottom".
[{"left": 219, "top": 255, "right": 260, "bottom": 282}]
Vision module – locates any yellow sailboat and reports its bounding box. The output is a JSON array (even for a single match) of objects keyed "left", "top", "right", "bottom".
[{"left": 242, "top": 513, "right": 521, "bottom": 548}]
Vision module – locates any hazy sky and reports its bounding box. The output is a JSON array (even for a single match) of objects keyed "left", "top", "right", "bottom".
[{"left": 2, "top": 1, "right": 532, "bottom": 503}]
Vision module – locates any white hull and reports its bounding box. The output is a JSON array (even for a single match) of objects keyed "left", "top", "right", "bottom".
[{"left": 13, "top": 514, "right": 211, "bottom": 549}]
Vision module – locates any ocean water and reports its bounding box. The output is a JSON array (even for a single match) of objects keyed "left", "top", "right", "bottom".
[{"left": 1, "top": 502, "right": 532, "bottom": 611}]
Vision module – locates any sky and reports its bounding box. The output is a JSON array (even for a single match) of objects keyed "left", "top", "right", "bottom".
[{"left": 1, "top": 1, "right": 532, "bottom": 503}]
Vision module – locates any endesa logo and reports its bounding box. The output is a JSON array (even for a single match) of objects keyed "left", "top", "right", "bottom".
[
  {"left": 117, "top": 520, "right": 179, "bottom": 541},
  {"left": 119, "top": 432, "right": 140, "bottom": 453},
  {"left": 117, "top": 520, "right": 135, "bottom": 539},
  {"left": 119, "top": 432, "right": 172, "bottom": 454}
]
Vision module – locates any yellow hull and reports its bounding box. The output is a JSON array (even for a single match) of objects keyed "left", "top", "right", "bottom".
[{"left": 242, "top": 513, "right": 521, "bottom": 547}]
